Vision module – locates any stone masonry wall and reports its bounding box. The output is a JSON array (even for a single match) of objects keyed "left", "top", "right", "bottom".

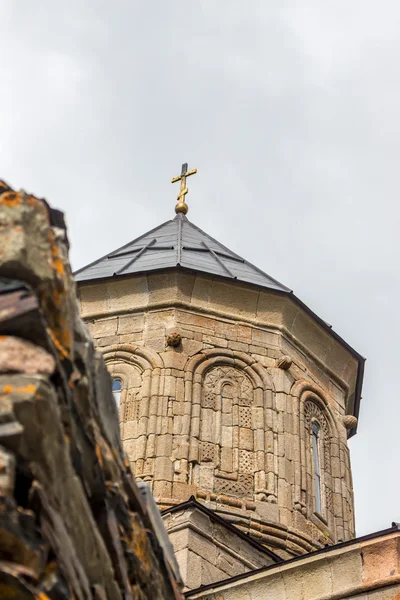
[
  {"left": 0, "top": 182, "right": 181, "bottom": 600},
  {"left": 79, "top": 271, "right": 359, "bottom": 559},
  {"left": 184, "top": 529, "right": 400, "bottom": 600},
  {"left": 163, "top": 504, "right": 277, "bottom": 590}
]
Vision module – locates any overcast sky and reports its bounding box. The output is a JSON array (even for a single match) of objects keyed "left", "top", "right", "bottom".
[{"left": 2, "top": 1, "right": 400, "bottom": 536}]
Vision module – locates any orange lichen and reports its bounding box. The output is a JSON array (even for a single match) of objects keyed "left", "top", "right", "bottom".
[
  {"left": 1, "top": 189, "right": 73, "bottom": 361},
  {"left": 1, "top": 384, "right": 37, "bottom": 395},
  {"left": 37, "top": 228, "right": 74, "bottom": 361},
  {"left": 45, "top": 327, "right": 69, "bottom": 360},
  {"left": 53, "top": 257, "right": 65, "bottom": 276},
  {"left": 49, "top": 229, "right": 65, "bottom": 277},
  {"left": 128, "top": 517, "right": 152, "bottom": 572},
  {"left": 95, "top": 444, "right": 104, "bottom": 469},
  {"left": 0, "top": 191, "right": 21, "bottom": 206},
  {"left": 53, "top": 289, "right": 61, "bottom": 306},
  {"left": 18, "top": 384, "right": 37, "bottom": 394}
]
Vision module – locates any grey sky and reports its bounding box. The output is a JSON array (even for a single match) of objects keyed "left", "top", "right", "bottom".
[{"left": 2, "top": 1, "right": 400, "bottom": 536}]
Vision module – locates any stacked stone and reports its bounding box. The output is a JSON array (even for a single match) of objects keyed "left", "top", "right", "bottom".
[
  {"left": 0, "top": 182, "right": 181, "bottom": 599},
  {"left": 80, "top": 269, "right": 358, "bottom": 558}
]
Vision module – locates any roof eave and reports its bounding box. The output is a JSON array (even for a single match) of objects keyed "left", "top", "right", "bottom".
[
  {"left": 289, "top": 293, "right": 365, "bottom": 438},
  {"left": 184, "top": 524, "right": 400, "bottom": 597},
  {"left": 162, "top": 497, "right": 282, "bottom": 563}
]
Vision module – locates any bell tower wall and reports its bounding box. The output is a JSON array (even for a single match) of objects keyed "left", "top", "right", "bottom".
[{"left": 78, "top": 270, "right": 359, "bottom": 558}]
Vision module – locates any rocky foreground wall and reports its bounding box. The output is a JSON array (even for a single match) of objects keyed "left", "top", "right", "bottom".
[{"left": 0, "top": 181, "right": 181, "bottom": 599}]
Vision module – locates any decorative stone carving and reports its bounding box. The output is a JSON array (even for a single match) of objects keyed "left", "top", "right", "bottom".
[
  {"left": 304, "top": 401, "right": 329, "bottom": 438},
  {"left": 204, "top": 367, "right": 253, "bottom": 403},
  {"left": 215, "top": 473, "right": 253, "bottom": 497},
  {"left": 277, "top": 355, "right": 292, "bottom": 370},
  {"left": 124, "top": 391, "right": 140, "bottom": 421},
  {"left": 239, "top": 450, "right": 254, "bottom": 473},
  {"left": 200, "top": 442, "right": 215, "bottom": 462},
  {"left": 343, "top": 415, "right": 358, "bottom": 429},
  {"left": 238, "top": 395, "right": 253, "bottom": 407},
  {"left": 166, "top": 331, "right": 182, "bottom": 347},
  {"left": 198, "top": 366, "right": 258, "bottom": 499},
  {"left": 326, "top": 487, "right": 333, "bottom": 510},
  {"left": 304, "top": 401, "right": 331, "bottom": 475},
  {"left": 202, "top": 391, "right": 216, "bottom": 409},
  {"left": 239, "top": 406, "right": 252, "bottom": 428}
]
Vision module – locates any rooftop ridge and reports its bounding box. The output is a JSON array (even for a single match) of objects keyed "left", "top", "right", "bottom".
[{"left": 73, "top": 217, "right": 174, "bottom": 277}]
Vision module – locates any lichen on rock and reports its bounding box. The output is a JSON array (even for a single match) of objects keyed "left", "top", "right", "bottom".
[{"left": 0, "top": 181, "right": 181, "bottom": 600}]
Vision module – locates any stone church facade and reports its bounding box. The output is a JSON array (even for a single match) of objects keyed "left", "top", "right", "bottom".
[{"left": 76, "top": 188, "right": 399, "bottom": 598}]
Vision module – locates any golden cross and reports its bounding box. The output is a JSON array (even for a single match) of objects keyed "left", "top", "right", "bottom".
[{"left": 171, "top": 162, "right": 197, "bottom": 215}]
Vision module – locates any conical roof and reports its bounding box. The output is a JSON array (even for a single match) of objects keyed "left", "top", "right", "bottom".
[{"left": 74, "top": 214, "right": 291, "bottom": 293}]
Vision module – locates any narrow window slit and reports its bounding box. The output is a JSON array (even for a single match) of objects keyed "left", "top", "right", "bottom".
[
  {"left": 112, "top": 378, "right": 122, "bottom": 409},
  {"left": 312, "top": 421, "right": 322, "bottom": 515}
]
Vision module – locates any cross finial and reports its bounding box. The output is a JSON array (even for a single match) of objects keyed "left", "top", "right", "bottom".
[{"left": 171, "top": 162, "right": 197, "bottom": 215}]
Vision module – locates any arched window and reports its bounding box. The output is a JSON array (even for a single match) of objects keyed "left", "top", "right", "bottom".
[
  {"left": 304, "top": 400, "right": 331, "bottom": 522},
  {"left": 311, "top": 421, "right": 322, "bottom": 515},
  {"left": 112, "top": 378, "right": 122, "bottom": 409}
]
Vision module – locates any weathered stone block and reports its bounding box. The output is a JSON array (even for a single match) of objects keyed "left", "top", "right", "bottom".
[
  {"left": 184, "top": 550, "right": 202, "bottom": 590},
  {"left": 117, "top": 314, "right": 144, "bottom": 334},
  {"left": 211, "top": 281, "right": 259, "bottom": 318},
  {"left": 153, "top": 480, "right": 172, "bottom": 498},
  {"left": 107, "top": 276, "right": 149, "bottom": 312},
  {"left": 172, "top": 482, "right": 197, "bottom": 501},
  {"left": 239, "top": 427, "right": 253, "bottom": 451},
  {"left": 220, "top": 447, "right": 233, "bottom": 472},
  {"left": 199, "top": 466, "right": 214, "bottom": 490},
  {"left": 215, "top": 321, "right": 237, "bottom": 340},
  {"left": 156, "top": 433, "right": 173, "bottom": 457},
  {"left": 79, "top": 283, "right": 109, "bottom": 318},
  {"left": 221, "top": 426, "right": 233, "bottom": 448},
  {"left": 161, "top": 351, "right": 188, "bottom": 370},
  {"left": 154, "top": 456, "right": 174, "bottom": 481},
  {"left": 91, "top": 317, "right": 118, "bottom": 338},
  {"left": 0, "top": 336, "right": 55, "bottom": 375}
]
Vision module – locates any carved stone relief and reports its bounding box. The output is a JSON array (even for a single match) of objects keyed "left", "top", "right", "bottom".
[
  {"left": 214, "top": 474, "right": 253, "bottom": 497},
  {"left": 239, "top": 450, "right": 254, "bottom": 473},
  {"left": 239, "top": 407, "right": 252, "bottom": 428},
  {"left": 200, "top": 441, "right": 215, "bottom": 463},
  {"left": 199, "top": 366, "right": 256, "bottom": 499},
  {"left": 124, "top": 391, "right": 140, "bottom": 421}
]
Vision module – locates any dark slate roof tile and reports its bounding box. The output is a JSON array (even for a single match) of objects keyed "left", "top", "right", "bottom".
[{"left": 74, "top": 214, "right": 291, "bottom": 293}]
